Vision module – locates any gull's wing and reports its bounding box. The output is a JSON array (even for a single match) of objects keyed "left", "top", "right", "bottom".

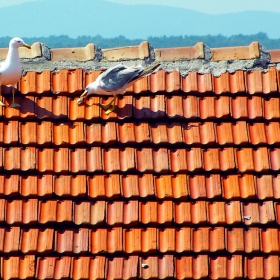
[{"left": 98, "top": 64, "right": 143, "bottom": 92}]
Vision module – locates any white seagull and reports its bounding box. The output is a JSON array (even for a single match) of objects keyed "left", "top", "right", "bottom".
[
  {"left": 77, "top": 63, "right": 160, "bottom": 114},
  {"left": 0, "top": 37, "right": 31, "bottom": 107}
]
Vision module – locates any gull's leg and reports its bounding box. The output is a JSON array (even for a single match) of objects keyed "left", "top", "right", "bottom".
[
  {"left": 100, "top": 96, "right": 115, "bottom": 110},
  {"left": 105, "top": 95, "right": 117, "bottom": 115},
  {"left": 100, "top": 95, "right": 117, "bottom": 114},
  {"left": 0, "top": 85, "right": 6, "bottom": 106},
  {"left": 9, "top": 86, "right": 21, "bottom": 108}
]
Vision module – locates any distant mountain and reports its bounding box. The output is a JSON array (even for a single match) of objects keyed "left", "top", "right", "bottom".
[{"left": 0, "top": 0, "right": 279, "bottom": 39}]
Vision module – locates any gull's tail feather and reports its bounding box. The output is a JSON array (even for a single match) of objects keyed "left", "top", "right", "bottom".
[{"left": 139, "top": 63, "right": 161, "bottom": 78}]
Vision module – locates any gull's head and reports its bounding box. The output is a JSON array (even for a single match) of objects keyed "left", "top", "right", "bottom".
[
  {"left": 10, "top": 37, "right": 31, "bottom": 49},
  {"left": 77, "top": 83, "right": 95, "bottom": 105}
]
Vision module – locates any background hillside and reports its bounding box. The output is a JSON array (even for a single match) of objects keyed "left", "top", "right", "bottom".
[
  {"left": 0, "top": 32, "right": 279, "bottom": 50},
  {"left": 0, "top": 0, "right": 280, "bottom": 41}
]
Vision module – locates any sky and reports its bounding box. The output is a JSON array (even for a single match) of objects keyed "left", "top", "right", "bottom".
[{"left": 1, "top": 0, "right": 280, "bottom": 14}]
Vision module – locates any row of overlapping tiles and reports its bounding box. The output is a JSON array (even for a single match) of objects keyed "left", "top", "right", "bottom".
[
  {"left": 1, "top": 226, "right": 280, "bottom": 254},
  {"left": 0, "top": 197, "right": 279, "bottom": 226},
  {"left": 3, "top": 94, "right": 280, "bottom": 121},
  {"left": 1, "top": 146, "right": 280, "bottom": 173},
  {"left": 1, "top": 174, "right": 279, "bottom": 201},
  {"left": 15, "top": 68, "right": 280, "bottom": 95},
  {"left": 1, "top": 254, "right": 278, "bottom": 279},
  {"left": 2, "top": 121, "right": 280, "bottom": 147}
]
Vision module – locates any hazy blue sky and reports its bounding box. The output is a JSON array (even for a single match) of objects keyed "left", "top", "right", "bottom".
[{"left": 2, "top": 0, "right": 280, "bottom": 14}]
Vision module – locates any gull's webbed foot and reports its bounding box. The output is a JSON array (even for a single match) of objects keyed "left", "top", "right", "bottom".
[
  {"left": 104, "top": 104, "right": 116, "bottom": 115},
  {"left": 9, "top": 102, "right": 21, "bottom": 108},
  {"left": 100, "top": 96, "right": 117, "bottom": 115}
]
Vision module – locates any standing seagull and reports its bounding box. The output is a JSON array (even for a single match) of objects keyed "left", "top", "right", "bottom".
[
  {"left": 0, "top": 37, "right": 31, "bottom": 107},
  {"left": 77, "top": 63, "right": 160, "bottom": 114}
]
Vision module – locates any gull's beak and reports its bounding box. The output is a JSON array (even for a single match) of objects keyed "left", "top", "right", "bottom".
[
  {"left": 23, "top": 43, "right": 31, "bottom": 49},
  {"left": 80, "top": 90, "right": 87, "bottom": 98},
  {"left": 76, "top": 90, "right": 87, "bottom": 105}
]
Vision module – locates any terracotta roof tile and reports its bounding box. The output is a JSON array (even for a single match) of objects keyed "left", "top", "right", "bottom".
[
  {"left": 2, "top": 41, "right": 280, "bottom": 278},
  {"left": 117, "top": 95, "right": 133, "bottom": 119},
  {"left": 197, "top": 73, "right": 213, "bottom": 92},
  {"left": 199, "top": 97, "right": 215, "bottom": 119},
  {"left": 265, "top": 122, "right": 280, "bottom": 144},
  {"left": 232, "top": 121, "right": 249, "bottom": 145},
  {"left": 165, "top": 71, "right": 180, "bottom": 92},
  {"left": 134, "top": 122, "right": 150, "bottom": 143},
  {"left": 157, "top": 200, "right": 173, "bottom": 224},
  {"left": 213, "top": 72, "right": 230, "bottom": 94},
  {"left": 4, "top": 227, "right": 20, "bottom": 252},
  {"left": 138, "top": 174, "right": 155, "bottom": 198},
  {"left": 69, "top": 97, "right": 86, "bottom": 121},
  {"left": 189, "top": 175, "right": 206, "bottom": 199},
  {"left": 248, "top": 122, "right": 267, "bottom": 145},
  {"left": 231, "top": 96, "right": 248, "bottom": 119},
  {"left": 56, "top": 200, "right": 72, "bottom": 223},
  {"left": 20, "top": 71, "right": 51, "bottom": 94},
  {"left": 225, "top": 201, "right": 242, "bottom": 225},
  {"left": 153, "top": 148, "right": 169, "bottom": 173},
  {"left": 169, "top": 148, "right": 188, "bottom": 173},
  {"left": 215, "top": 96, "right": 231, "bottom": 118},
  {"left": 149, "top": 69, "right": 166, "bottom": 93},
  {"left": 166, "top": 95, "right": 184, "bottom": 119},
  {"left": 183, "top": 122, "right": 200, "bottom": 145},
  {"left": 203, "top": 148, "right": 220, "bottom": 171},
  {"left": 141, "top": 227, "right": 157, "bottom": 253},
  {"left": 121, "top": 175, "right": 139, "bottom": 198},
  {"left": 200, "top": 122, "right": 216, "bottom": 145},
  {"left": 186, "top": 148, "right": 203, "bottom": 172},
  {"left": 150, "top": 95, "right": 166, "bottom": 119},
  {"left": 191, "top": 201, "right": 207, "bottom": 225},
  {"left": 86, "top": 147, "right": 103, "bottom": 172},
  {"left": 150, "top": 123, "right": 168, "bottom": 144},
  {"left": 175, "top": 227, "right": 191, "bottom": 253},
  {"left": 134, "top": 96, "right": 151, "bottom": 119},
  {"left": 73, "top": 201, "right": 91, "bottom": 225},
  {"left": 236, "top": 148, "right": 254, "bottom": 172},
  {"left": 52, "top": 96, "right": 68, "bottom": 119},
  {"left": 1, "top": 255, "right": 36, "bottom": 279},
  {"left": 210, "top": 256, "right": 228, "bottom": 279},
  {"left": 253, "top": 148, "right": 270, "bottom": 172},
  {"left": 248, "top": 96, "right": 263, "bottom": 119},
  {"left": 4, "top": 121, "right": 19, "bottom": 144},
  {"left": 19, "top": 96, "right": 36, "bottom": 120},
  {"left": 193, "top": 227, "right": 210, "bottom": 252},
  {"left": 175, "top": 256, "right": 193, "bottom": 279},
  {"left": 85, "top": 123, "right": 101, "bottom": 145},
  {"left": 270, "top": 149, "right": 280, "bottom": 171},
  {"left": 158, "top": 228, "right": 175, "bottom": 253},
  {"left": 174, "top": 202, "right": 191, "bottom": 225},
  {"left": 192, "top": 255, "right": 209, "bottom": 279},
  {"left": 226, "top": 228, "right": 244, "bottom": 253}
]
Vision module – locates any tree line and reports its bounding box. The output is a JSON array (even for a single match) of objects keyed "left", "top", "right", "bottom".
[{"left": 0, "top": 32, "right": 279, "bottom": 50}]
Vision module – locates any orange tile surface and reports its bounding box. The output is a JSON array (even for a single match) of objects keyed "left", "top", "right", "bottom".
[{"left": 0, "top": 41, "right": 280, "bottom": 279}]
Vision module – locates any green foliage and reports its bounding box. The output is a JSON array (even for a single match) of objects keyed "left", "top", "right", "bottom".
[{"left": 0, "top": 33, "right": 279, "bottom": 49}]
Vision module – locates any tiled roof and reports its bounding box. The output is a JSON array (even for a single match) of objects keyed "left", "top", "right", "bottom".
[{"left": 1, "top": 40, "right": 280, "bottom": 279}]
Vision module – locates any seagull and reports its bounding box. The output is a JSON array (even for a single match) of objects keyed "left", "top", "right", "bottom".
[
  {"left": 77, "top": 63, "right": 161, "bottom": 114},
  {"left": 0, "top": 37, "right": 31, "bottom": 108}
]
